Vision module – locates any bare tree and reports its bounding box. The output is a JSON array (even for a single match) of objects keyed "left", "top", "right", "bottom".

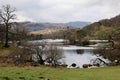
[
  {"left": 29, "top": 42, "right": 64, "bottom": 67},
  {"left": 46, "top": 44, "right": 64, "bottom": 67},
  {"left": 33, "top": 42, "right": 47, "bottom": 65},
  {"left": 0, "top": 4, "right": 16, "bottom": 47}
]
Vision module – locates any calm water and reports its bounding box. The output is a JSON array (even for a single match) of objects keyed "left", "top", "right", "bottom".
[
  {"left": 31, "top": 39, "right": 109, "bottom": 68},
  {"left": 59, "top": 45, "right": 108, "bottom": 68}
]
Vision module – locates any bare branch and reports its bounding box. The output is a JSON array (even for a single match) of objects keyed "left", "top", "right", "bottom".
[{"left": 0, "top": 4, "right": 16, "bottom": 47}]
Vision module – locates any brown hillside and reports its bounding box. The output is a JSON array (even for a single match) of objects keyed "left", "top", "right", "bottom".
[{"left": 83, "top": 15, "right": 120, "bottom": 34}]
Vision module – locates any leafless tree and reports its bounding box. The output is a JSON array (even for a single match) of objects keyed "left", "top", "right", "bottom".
[
  {"left": 0, "top": 4, "right": 16, "bottom": 47},
  {"left": 45, "top": 44, "right": 64, "bottom": 67},
  {"left": 32, "top": 42, "right": 47, "bottom": 65},
  {"left": 28, "top": 42, "right": 64, "bottom": 67}
]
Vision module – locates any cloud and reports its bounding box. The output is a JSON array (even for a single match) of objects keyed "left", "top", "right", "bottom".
[
  {"left": 0, "top": 0, "right": 120, "bottom": 22},
  {"left": 15, "top": 14, "right": 34, "bottom": 22}
]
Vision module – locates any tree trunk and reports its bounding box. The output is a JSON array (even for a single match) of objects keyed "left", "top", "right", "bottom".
[
  {"left": 4, "top": 24, "right": 9, "bottom": 47},
  {"left": 38, "top": 54, "right": 45, "bottom": 65}
]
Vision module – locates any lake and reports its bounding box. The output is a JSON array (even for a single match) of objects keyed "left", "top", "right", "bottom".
[{"left": 30, "top": 39, "right": 109, "bottom": 68}]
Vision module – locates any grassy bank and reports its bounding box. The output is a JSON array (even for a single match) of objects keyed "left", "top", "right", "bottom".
[{"left": 0, "top": 66, "right": 120, "bottom": 80}]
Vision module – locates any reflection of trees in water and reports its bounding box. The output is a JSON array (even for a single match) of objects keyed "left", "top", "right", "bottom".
[
  {"left": 76, "top": 50, "right": 84, "bottom": 54},
  {"left": 77, "top": 49, "right": 94, "bottom": 54}
]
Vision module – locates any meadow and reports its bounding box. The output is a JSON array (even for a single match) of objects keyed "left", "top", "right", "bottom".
[{"left": 0, "top": 66, "right": 120, "bottom": 80}]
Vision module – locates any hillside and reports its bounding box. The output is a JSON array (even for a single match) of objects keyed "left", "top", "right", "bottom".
[
  {"left": 30, "top": 28, "right": 77, "bottom": 39},
  {"left": 20, "top": 21, "right": 91, "bottom": 31},
  {"left": 30, "top": 29, "right": 67, "bottom": 35},
  {"left": 83, "top": 15, "right": 120, "bottom": 35},
  {"left": 20, "top": 22, "right": 67, "bottom": 31}
]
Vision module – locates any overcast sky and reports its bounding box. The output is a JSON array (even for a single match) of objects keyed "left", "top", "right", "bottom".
[{"left": 0, "top": 0, "right": 120, "bottom": 23}]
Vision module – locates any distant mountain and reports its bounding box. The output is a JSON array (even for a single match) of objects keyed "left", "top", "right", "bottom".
[
  {"left": 20, "top": 21, "right": 91, "bottom": 31},
  {"left": 65, "top": 21, "right": 91, "bottom": 28},
  {"left": 20, "top": 22, "right": 67, "bottom": 31}
]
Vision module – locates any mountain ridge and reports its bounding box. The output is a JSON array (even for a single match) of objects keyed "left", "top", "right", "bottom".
[{"left": 20, "top": 21, "right": 91, "bottom": 31}]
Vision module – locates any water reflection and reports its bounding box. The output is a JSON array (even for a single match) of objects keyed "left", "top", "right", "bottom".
[
  {"left": 76, "top": 50, "right": 84, "bottom": 54},
  {"left": 63, "top": 49, "right": 106, "bottom": 68}
]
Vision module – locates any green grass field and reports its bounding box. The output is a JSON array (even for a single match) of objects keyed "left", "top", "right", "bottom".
[{"left": 0, "top": 66, "right": 120, "bottom": 80}]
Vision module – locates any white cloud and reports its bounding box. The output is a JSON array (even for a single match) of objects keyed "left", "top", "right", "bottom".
[
  {"left": 0, "top": 0, "right": 120, "bottom": 22},
  {"left": 15, "top": 15, "right": 34, "bottom": 22}
]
